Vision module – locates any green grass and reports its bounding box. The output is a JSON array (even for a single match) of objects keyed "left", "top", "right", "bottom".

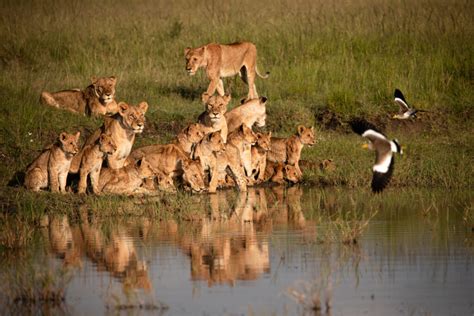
[{"left": 0, "top": 0, "right": 473, "bottom": 210}]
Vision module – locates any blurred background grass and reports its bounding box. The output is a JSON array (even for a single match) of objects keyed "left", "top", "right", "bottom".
[{"left": 0, "top": 0, "right": 473, "bottom": 190}]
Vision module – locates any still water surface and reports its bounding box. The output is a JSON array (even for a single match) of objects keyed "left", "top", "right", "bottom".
[{"left": 4, "top": 187, "right": 474, "bottom": 315}]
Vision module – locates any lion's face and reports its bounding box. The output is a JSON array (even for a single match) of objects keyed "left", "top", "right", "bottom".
[
  {"left": 203, "top": 93, "right": 230, "bottom": 122},
  {"left": 241, "top": 124, "right": 257, "bottom": 145},
  {"left": 182, "top": 123, "right": 208, "bottom": 144},
  {"left": 297, "top": 125, "right": 316, "bottom": 146},
  {"left": 256, "top": 132, "right": 272, "bottom": 151},
  {"left": 118, "top": 101, "right": 148, "bottom": 134},
  {"left": 92, "top": 76, "right": 117, "bottom": 104},
  {"left": 184, "top": 47, "right": 205, "bottom": 75},
  {"left": 99, "top": 133, "right": 117, "bottom": 155},
  {"left": 207, "top": 132, "right": 225, "bottom": 153},
  {"left": 284, "top": 164, "right": 300, "bottom": 184},
  {"left": 59, "top": 131, "right": 81, "bottom": 158},
  {"left": 181, "top": 159, "right": 206, "bottom": 193}
]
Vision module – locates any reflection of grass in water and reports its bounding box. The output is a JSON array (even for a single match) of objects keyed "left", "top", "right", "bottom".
[
  {"left": 0, "top": 261, "right": 71, "bottom": 314},
  {"left": 0, "top": 214, "right": 35, "bottom": 249}
]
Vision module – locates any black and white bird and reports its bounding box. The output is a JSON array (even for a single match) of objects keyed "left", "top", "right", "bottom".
[
  {"left": 393, "top": 88, "right": 425, "bottom": 119},
  {"left": 350, "top": 118, "right": 403, "bottom": 193}
]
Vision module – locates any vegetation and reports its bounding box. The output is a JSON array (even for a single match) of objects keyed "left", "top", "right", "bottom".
[{"left": 0, "top": 0, "right": 472, "bottom": 216}]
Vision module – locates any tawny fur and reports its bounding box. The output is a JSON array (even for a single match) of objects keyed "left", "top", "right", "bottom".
[
  {"left": 131, "top": 144, "right": 206, "bottom": 193},
  {"left": 70, "top": 101, "right": 148, "bottom": 172},
  {"left": 250, "top": 132, "right": 272, "bottom": 185},
  {"left": 184, "top": 41, "right": 269, "bottom": 101},
  {"left": 225, "top": 97, "right": 267, "bottom": 134},
  {"left": 25, "top": 131, "right": 81, "bottom": 193},
  {"left": 198, "top": 93, "right": 230, "bottom": 143},
  {"left": 40, "top": 76, "right": 119, "bottom": 116},
  {"left": 215, "top": 124, "right": 257, "bottom": 192},
  {"left": 192, "top": 131, "right": 226, "bottom": 193},
  {"left": 78, "top": 133, "right": 117, "bottom": 194},
  {"left": 98, "top": 158, "right": 156, "bottom": 195},
  {"left": 267, "top": 125, "right": 315, "bottom": 176}
]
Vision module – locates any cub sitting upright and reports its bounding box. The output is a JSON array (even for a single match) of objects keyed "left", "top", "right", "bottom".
[
  {"left": 25, "top": 131, "right": 81, "bottom": 193},
  {"left": 198, "top": 93, "right": 230, "bottom": 143},
  {"left": 78, "top": 133, "right": 117, "bottom": 194},
  {"left": 184, "top": 41, "right": 269, "bottom": 101},
  {"left": 267, "top": 125, "right": 315, "bottom": 177}
]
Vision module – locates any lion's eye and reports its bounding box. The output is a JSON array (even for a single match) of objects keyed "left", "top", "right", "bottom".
[{"left": 193, "top": 57, "right": 198, "bottom": 61}]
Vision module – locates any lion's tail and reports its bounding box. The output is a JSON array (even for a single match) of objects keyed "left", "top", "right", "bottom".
[{"left": 256, "top": 65, "right": 270, "bottom": 79}]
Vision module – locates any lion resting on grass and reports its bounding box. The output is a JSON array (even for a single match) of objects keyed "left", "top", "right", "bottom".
[
  {"left": 131, "top": 144, "right": 206, "bottom": 193},
  {"left": 185, "top": 41, "right": 269, "bottom": 101},
  {"left": 98, "top": 157, "right": 156, "bottom": 195},
  {"left": 25, "top": 131, "right": 81, "bottom": 193},
  {"left": 40, "top": 76, "right": 119, "bottom": 116},
  {"left": 225, "top": 96, "right": 267, "bottom": 134},
  {"left": 267, "top": 125, "right": 315, "bottom": 177},
  {"left": 264, "top": 161, "right": 301, "bottom": 184}
]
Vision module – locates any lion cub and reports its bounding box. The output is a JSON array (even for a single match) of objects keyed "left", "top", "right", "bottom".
[
  {"left": 98, "top": 157, "right": 155, "bottom": 195},
  {"left": 264, "top": 161, "right": 301, "bottom": 184},
  {"left": 215, "top": 124, "right": 257, "bottom": 192},
  {"left": 25, "top": 131, "right": 81, "bottom": 193},
  {"left": 40, "top": 76, "right": 119, "bottom": 116},
  {"left": 174, "top": 122, "right": 212, "bottom": 157},
  {"left": 267, "top": 125, "right": 315, "bottom": 176},
  {"left": 250, "top": 132, "right": 272, "bottom": 184},
  {"left": 192, "top": 131, "right": 226, "bottom": 193},
  {"left": 78, "top": 133, "right": 117, "bottom": 194},
  {"left": 198, "top": 93, "right": 230, "bottom": 143}
]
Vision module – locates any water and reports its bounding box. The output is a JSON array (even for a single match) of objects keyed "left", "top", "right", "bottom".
[{"left": 1, "top": 187, "right": 473, "bottom": 315}]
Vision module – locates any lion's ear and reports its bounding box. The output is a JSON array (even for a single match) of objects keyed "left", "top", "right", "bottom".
[
  {"left": 310, "top": 126, "right": 315, "bottom": 133},
  {"left": 138, "top": 101, "right": 149, "bottom": 113},
  {"left": 59, "top": 132, "right": 68, "bottom": 143},
  {"left": 267, "top": 131, "right": 272, "bottom": 138},
  {"left": 223, "top": 94, "right": 231, "bottom": 103},
  {"left": 184, "top": 47, "right": 191, "bottom": 56},
  {"left": 201, "top": 92, "right": 211, "bottom": 104},
  {"left": 109, "top": 76, "right": 117, "bottom": 83},
  {"left": 297, "top": 125, "right": 305, "bottom": 136},
  {"left": 74, "top": 131, "right": 81, "bottom": 141},
  {"left": 118, "top": 102, "right": 129, "bottom": 115},
  {"left": 91, "top": 77, "right": 98, "bottom": 84}
]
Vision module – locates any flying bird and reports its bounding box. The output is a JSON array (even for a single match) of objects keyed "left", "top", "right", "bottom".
[
  {"left": 393, "top": 89, "right": 425, "bottom": 119},
  {"left": 350, "top": 118, "right": 403, "bottom": 193}
]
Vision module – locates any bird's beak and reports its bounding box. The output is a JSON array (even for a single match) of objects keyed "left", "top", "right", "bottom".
[
  {"left": 361, "top": 143, "right": 369, "bottom": 149},
  {"left": 400, "top": 146, "right": 405, "bottom": 155}
]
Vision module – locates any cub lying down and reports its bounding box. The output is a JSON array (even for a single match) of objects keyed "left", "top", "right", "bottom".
[{"left": 98, "top": 157, "right": 156, "bottom": 195}]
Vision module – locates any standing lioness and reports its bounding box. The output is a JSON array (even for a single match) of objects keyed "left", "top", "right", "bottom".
[{"left": 184, "top": 42, "right": 269, "bottom": 101}]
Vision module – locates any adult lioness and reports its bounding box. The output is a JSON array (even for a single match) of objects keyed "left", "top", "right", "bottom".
[
  {"left": 225, "top": 96, "right": 267, "bottom": 134},
  {"left": 40, "top": 76, "right": 119, "bottom": 116},
  {"left": 25, "top": 131, "right": 81, "bottom": 193},
  {"left": 184, "top": 42, "right": 269, "bottom": 101},
  {"left": 70, "top": 101, "right": 148, "bottom": 173},
  {"left": 198, "top": 93, "right": 230, "bottom": 143},
  {"left": 267, "top": 125, "right": 316, "bottom": 177}
]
